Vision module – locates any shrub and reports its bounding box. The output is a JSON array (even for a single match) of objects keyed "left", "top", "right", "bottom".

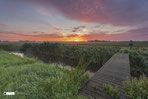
[
  {"left": 92, "top": 84, "right": 98, "bottom": 90},
  {"left": 128, "top": 50, "right": 148, "bottom": 77},
  {"left": 124, "top": 74, "right": 148, "bottom": 99},
  {"left": 103, "top": 84, "right": 120, "bottom": 99}
]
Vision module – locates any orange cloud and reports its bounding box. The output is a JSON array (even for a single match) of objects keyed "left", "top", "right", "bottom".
[
  {"left": 1, "top": 26, "right": 148, "bottom": 42},
  {"left": 0, "top": 32, "right": 87, "bottom": 41},
  {"left": 66, "top": 34, "right": 79, "bottom": 38},
  {"left": 0, "top": 32, "right": 64, "bottom": 41}
]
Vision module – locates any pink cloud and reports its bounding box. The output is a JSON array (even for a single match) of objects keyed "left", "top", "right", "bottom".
[
  {"left": 82, "top": 31, "right": 148, "bottom": 41},
  {"left": 22, "top": 0, "right": 148, "bottom": 26},
  {"left": 0, "top": 32, "right": 64, "bottom": 41}
]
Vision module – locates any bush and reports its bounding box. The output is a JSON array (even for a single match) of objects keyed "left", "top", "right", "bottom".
[
  {"left": 92, "top": 83, "right": 98, "bottom": 90},
  {"left": 124, "top": 74, "right": 148, "bottom": 99},
  {"left": 103, "top": 84, "right": 120, "bottom": 99},
  {"left": 128, "top": 50, "right": 148, "bottom": 77}
]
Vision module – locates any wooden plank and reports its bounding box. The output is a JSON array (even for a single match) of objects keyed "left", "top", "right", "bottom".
[{"left": 79, "top": 53, "right": 130, "bottom": 99}]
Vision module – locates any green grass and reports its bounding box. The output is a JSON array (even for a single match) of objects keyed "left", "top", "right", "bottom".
[
  {"left": 0, "top": 50, "right": 89, "bottom": 99},
  {"left": 20, "top": 42, "right": 119, "bottom": 72},
  {"left": 120, "top": 49, "right": 148, "bottom": 77},
  {"left": 1, "top": 41, "right": 148, "bottom": 52},
  {"left": 92, "top": 84, "right": 98, "bottom": 90},
  {"left": 0, "top": 51, "right": 36, "bottom": 67},
  {"left": 102, "top": 75, "right": 148, "bottom": 99},
  {"left": 124, "top": 75, "right": 148, "bottom": 99},
  {"left": 103, "top": 84, "right": 120, "bottom": 99},
  {"left": 63, "top": 41, "right": 148, "bottom": 47}
]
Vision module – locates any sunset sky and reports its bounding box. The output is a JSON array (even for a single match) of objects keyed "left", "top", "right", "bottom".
[{"left": 0, "top": 0, "right": 148, "bottom": 41}]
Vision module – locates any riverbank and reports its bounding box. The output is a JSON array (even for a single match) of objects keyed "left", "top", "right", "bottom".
[
  {"left": 10, "top": 52, "right": 95, "bottom": 78},
  {"left": 0, "top": 50, "right": 89, "bottom": 99}
]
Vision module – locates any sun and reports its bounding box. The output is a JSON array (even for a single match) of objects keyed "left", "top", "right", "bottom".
[{"left": 74, "top": 39, "right": 79, "bottom": 42}]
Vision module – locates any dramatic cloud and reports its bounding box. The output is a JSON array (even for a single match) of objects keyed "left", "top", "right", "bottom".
[
  {"left": 54, "top": 27, "right": 61, "bottom": 31},
  {"left": 0, "top": 31, "right": 64, "bottom": 41},
  {"left": 81, "top": 27, "right": 148, "bottom": 41},
  {"left": 66, "top": 34, "right": 79, "bottom": 38},
  {"left": 126, "top": 26, "right": 148, "bottom": 35},
  {"left": 0, "top": 24, "right": 7, "bottom": 26},
  {"left": 1, "top": 0, "right": 148, "bottom": 41},
  {"left": 23, "top": 0, "right": 148, "bottom": 26},
  {"left": 72, "top": 26, "right": 86, "bottom": 32}
]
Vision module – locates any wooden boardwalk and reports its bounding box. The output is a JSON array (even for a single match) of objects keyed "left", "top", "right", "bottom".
[{"left": 79, "top": 53, "right": 130, "bottom": 99}]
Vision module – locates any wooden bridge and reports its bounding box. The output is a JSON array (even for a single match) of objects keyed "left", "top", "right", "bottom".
[{"left": 79, "top": 53, "right": 130, "bottom": 99}]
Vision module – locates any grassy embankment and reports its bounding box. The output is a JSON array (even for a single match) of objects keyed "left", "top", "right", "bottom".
[
  {"left": 0, "top": 50, "right": 88, "bottom": 99},
  {"left": 1, "top": 42, "right": 147, "bottom": 76}
]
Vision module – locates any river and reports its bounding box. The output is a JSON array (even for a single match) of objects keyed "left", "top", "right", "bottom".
[{"left": 10, "top": 52, "right": 95, "bottom": 78}]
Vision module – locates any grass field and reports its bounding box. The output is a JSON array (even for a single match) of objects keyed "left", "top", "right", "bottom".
[
  {"left": 62, "top": 41, "right": 148, "bottom": 47},
  {"left": 121, "top": 49, "right": 148, "bottom": 77},
  {"left": 0, "top": 42, "right": 148, "bottom": 98},
  {"left": 0, "top": 50, "right": 88, "bottom": 99},
  {"left": 20, "top": 42, "right": 119, "bottom": 72},
  {"left": 0, "top": 41, "right": 148, "bottom": 49}
]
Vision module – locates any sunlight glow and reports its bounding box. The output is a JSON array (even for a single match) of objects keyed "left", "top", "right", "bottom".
[{"left": 74, "top": 40, "right": 79, "bottom": 42}]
